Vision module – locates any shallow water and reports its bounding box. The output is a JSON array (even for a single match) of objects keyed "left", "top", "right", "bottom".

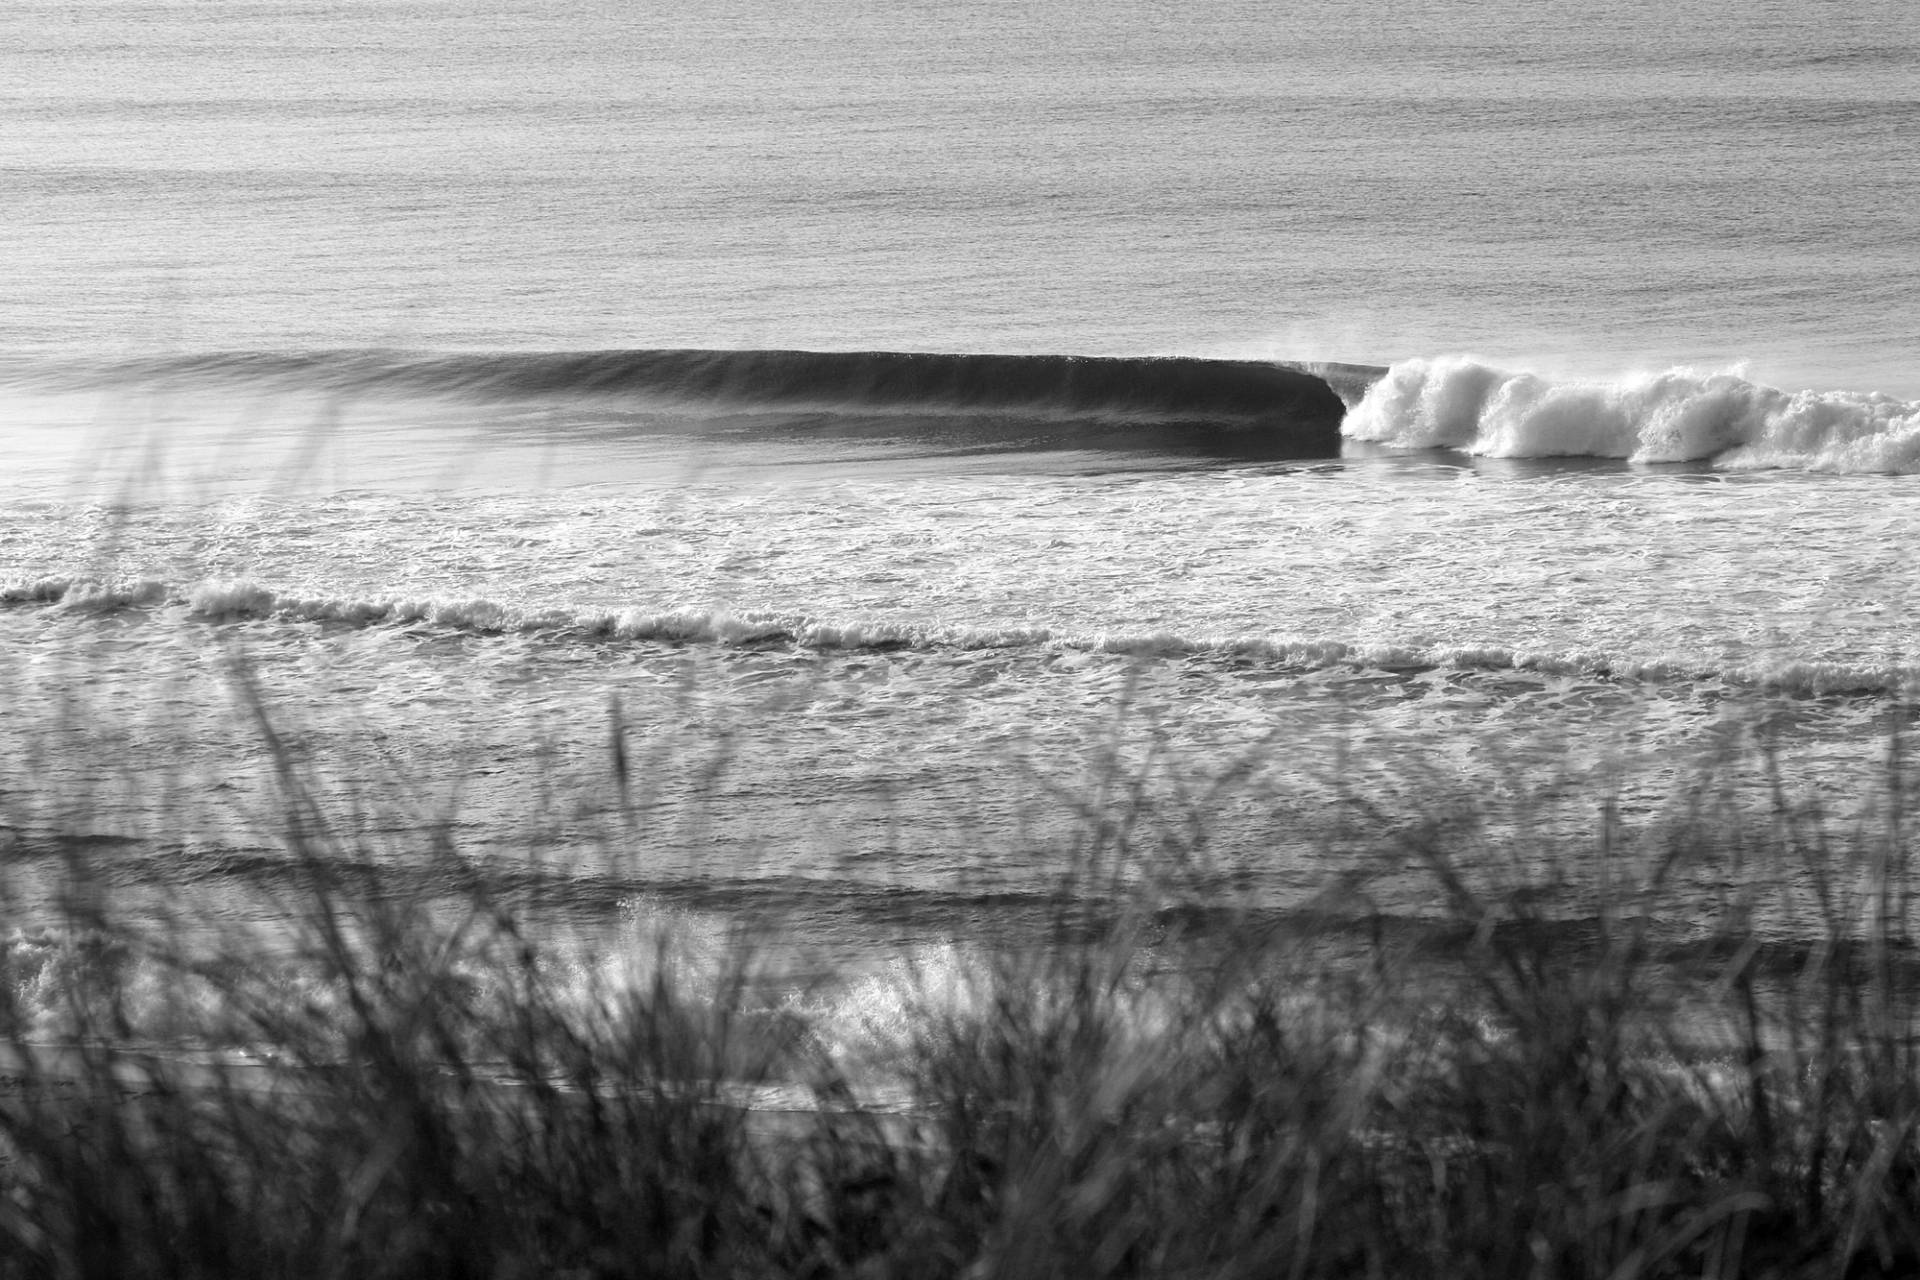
[
  {"left": 2, "top": 0, "right": 1918, "bottom": 1042},
  {"left": 3, "top": 397, "right": 1912, "bottom": 952}
]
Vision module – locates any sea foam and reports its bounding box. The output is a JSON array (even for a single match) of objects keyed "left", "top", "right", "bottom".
[
  {"left": 1344, "top": 356, "right": 1920, "bottom": 473},
  {"left": 4, "top": 575, "right": 1912, "bottom": 699}
]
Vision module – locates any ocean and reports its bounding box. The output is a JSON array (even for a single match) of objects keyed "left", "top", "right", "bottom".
[{"left": 2, "top": 0, "right": 1917, "bottom": 1027}]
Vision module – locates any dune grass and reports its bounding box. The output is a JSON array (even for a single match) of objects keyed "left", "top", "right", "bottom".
[{"left": 0, "top": 674, "right": 1917, "bottom": 1279}]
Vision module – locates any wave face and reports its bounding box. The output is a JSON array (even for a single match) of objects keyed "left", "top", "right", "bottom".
[
  {"left": 31, "top": 348, "right": 1363, "bottom": 461},
  {"left": 1344, "top": 356, "right": 1920, "bottom": 473}
]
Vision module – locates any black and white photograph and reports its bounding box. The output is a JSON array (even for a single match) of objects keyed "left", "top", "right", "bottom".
[{"left": 1, "top": 1, "right": 1917, "bottom": 1274}]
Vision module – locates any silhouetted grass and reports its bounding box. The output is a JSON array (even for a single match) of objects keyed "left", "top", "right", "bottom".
[{"left": 1, "top": 674, "right": 1917, "bottom": 1279}]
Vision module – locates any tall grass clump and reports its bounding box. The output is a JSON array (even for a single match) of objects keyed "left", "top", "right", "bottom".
[{"left": 0, "top": 668, "right": 1917, "bottom": 1277}]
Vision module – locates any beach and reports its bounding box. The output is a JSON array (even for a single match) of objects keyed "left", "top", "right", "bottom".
[{"left": 3, "top": 0, "right": 1919, "bottom": 1272}]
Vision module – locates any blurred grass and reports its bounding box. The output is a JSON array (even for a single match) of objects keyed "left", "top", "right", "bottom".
[{"left": 0, "top": 665, "right": 1918, "bottom": 1279}]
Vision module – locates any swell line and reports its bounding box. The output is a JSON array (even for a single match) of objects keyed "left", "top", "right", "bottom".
[
  {"left": 9, "top": 347, "right": 1364, "bottom": 444},
  {"left": 0, "top": 347, "right": 1376, "bottom": 463}
]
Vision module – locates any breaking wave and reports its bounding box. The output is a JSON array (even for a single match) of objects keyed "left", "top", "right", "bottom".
[
  {"left": 1344, "top": 356, "right": 1920, "bottom": 473},
  {"left": 6, "top": 574, "right": 1913, "bottom": 698},
  {"left": 8, "top": 347, "right": 1369, "bottom": 458}
]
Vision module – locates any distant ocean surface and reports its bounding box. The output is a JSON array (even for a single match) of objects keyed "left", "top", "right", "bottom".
[{"left": 1, "top": 0, "right": 1917, "bottom": 993}]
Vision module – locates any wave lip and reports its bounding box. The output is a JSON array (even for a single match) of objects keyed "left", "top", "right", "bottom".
[{"left": 1343, "top": 356, "right": 1920, "bottom": 473}]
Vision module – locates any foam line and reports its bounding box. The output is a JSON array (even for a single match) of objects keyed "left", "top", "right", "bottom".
[{"left": 5, "top": 575, "right": 1911, "bottom": 697}]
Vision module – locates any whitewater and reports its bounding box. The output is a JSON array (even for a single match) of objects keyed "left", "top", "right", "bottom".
[
  {"left": 1, "top": 0, "right": 1917, "bottom": 1035},
  {"left": 4, "top": 351, "right": 1915, "bottom": 946}
]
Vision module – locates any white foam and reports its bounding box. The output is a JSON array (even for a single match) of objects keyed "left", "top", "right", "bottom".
[
  {"left": 187, "top": 580, "right": 277, "bottom": 618},
  {"left": 6, "top": 573, "right": 1915, "bottom": 697},
  {"left": 1345, "top": 356, "right": 1920, "bottom": 472}
]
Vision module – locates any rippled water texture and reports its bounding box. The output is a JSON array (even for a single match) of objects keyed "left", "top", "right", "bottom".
[
  {"left": 2, "top": 0, "right": 1917, "bottom": 976},
  {"left": 3, "top": 0, "right": 1916, "bottom": 396},
  {"left": 3, "top": 397, "right": 1914, "bottom": 957}
]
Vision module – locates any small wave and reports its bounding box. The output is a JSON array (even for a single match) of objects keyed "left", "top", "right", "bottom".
[
  {"left": 1344, "top": 356, "right": 1920, "bottom": 473},
  {"left": 6, "top": 575, "right": 1913, "bottom": 698},
  {"left": 2, "top": 576, "right": 169, "bottom": 610}
]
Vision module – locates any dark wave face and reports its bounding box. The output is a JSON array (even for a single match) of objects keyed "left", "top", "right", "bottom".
[{"left": 24, "top": 348, "right": 1377, "bottom": 462}]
